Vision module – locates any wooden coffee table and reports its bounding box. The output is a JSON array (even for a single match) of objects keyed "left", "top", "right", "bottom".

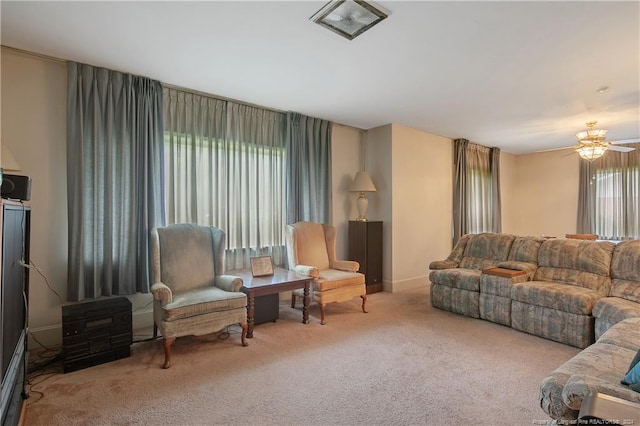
[{"left": 232, "top": 267, "right": 311, "bottom": 338}]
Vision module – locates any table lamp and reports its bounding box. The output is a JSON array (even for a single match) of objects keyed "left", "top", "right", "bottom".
[{"left": 349, "top": 171, "right": 376, "bottom": 221}]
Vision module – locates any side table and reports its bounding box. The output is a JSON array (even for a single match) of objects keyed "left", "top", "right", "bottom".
[{"left": 231, "top": 267, "right": 311, "bottom": 338}]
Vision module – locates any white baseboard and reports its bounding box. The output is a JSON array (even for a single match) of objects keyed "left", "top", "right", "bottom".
[
  {"left": 27, "top": 324, "right": 61, "bottom": 349},
  {"left": 383, "top": 276, "right": 428, "bottom": 293}
]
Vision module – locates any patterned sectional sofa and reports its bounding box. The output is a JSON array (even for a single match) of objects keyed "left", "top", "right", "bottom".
[
  {"left": 540, "top": 317, "right": 640, "bottom": 421},
  {"left": 429, "top": 233, "right": 640, "bottom": 422}
]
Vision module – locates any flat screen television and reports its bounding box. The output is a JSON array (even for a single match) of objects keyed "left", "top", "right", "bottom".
[{"left": 0, "top": 201, "right": 30, "bottom": 426}]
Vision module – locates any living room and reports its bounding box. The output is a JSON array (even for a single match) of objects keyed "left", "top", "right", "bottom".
[{"left": 1, "top": 1, "right": 639, "bottom": 424}]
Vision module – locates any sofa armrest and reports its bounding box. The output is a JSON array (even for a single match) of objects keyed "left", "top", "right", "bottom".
[
  {"left": 540, "top": 372, "right": 579, "bottom": 420},
  {"left": 215, "top": 274, "right": 244, "bottom": 292},
  {"left": 151, "top": 282, "right": 173, "bottom": 305},
  {"left": 496, "top": 260, "right": 538, "bottom": 279},
  {"left": 330, "top": 260, "right": 359, "bottom": 273},
  {"left": 429, "top": 260, "right": 458, "bottom": 270},
  {"left": 293, "top": 265, "right": 320, "bottom": 280},
  {"left": 563, "top": 374, "right": 640, "bottom": 411}
]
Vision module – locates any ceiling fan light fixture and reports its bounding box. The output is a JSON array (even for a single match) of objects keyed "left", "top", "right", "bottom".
[
  {"left": 576, "top": 121, "right": 608, "bottom": 143},
  {"left": 310, "top": 0, "right": 389, "bottom": 40},
  {"left": 576, "top": 143, "right": 608, "bottom": 161},
  {"left": 576, "top": 128, "right": 608, "bottom": 141}
]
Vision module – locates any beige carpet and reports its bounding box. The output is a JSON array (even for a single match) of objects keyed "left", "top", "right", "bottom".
[{"left": 25, "top": 286, "right": 580, "bottom": 425}]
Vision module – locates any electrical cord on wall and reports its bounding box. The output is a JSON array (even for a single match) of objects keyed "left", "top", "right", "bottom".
[{"left": 19, "top": 258, "right": 64, "bottom": 305}]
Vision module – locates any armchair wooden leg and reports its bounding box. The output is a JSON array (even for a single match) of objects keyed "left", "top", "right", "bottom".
[
  {"left": 291, "top": 294, "right": 297, "bottom": 308},
  {"left": 162, "top": 337, "right": 176, "bottom": 369},
  {"left": 361, "top": 294, "right": 368, "bottom": 313},
  {"left": 320, "top": 303, "right": 327, "bottom": 325},
  {"left": 240, "top": 322, "right": 249, "bottom": 347},
  {"left": 153, "top": 323, "right": 158, "bottom": 338}
]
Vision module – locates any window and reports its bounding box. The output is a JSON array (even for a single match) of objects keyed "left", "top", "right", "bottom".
[
  {"left": 592, "top": 162, "right": 639, "bottom": 240},
  {"left": 579, "top": 147, "right": 640, "bottom": 240},
  {"left": 164, "top": 133, "right": 286, "bottom": 250},
  {"left": 453, "top": 141, "right": 501, "bottom": 240},
  {"left": 466, "top": 154, "right": 493, "bottom": 234},
  {"left": 163, "top": 89, "right": 287, "bottom": 269}
]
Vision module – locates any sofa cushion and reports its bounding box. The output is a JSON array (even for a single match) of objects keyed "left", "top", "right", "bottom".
[
  {"left": 314, "top": 269, "right": 364, "bottom": 292},
  {"left": 597, "top": 317, "right": 640, "bottom": 350},
  {"left": 534, "top": 239, "right": 615, "bottom": 294},
  {"left": 429, "top": 234, "right": 471, "bottom": 270},
  {"left": 609, "top": 240, "right": 640, "bottom": 304},
  {"left": 480, "top": 271, "right": 529, "bottom": 297},
  {"left": 593, "top": 297, "right": 640, "bottom": 330},
  {"left": 292, "top": 222, "right": 331, "bottom": 270},
  {"left": 429, "top": 268, "right": 482, "bottom": 291},
  {"left": 507, "top": 236, "right": 544, "bottom": 263},
  {"left": 612, "top": 240, "right": 640, "bottom": 281},
  {"left": 458, "top": 233, "right": 516, "bottom": 270},
  {"left": 161, "top": 286, "right": 247, "bottom": 322},
  {"left": 157, "top": 224, "right": 217, "bottom": 293},
  {"left": 511, "top": 281, "right": 602, "bottom": 315}
]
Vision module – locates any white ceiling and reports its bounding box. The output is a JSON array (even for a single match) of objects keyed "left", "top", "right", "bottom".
[{"left": 1, "top": 1, "right": 639, "bottom": 155}]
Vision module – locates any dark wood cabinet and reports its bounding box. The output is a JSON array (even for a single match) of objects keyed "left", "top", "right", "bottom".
[{"left": 348, "top": 221, "right": 382, "bottom": 294}]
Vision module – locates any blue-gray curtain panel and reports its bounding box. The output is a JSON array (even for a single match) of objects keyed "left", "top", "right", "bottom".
[
  {"left": 452, "top": 138, "right": 469, "bottom": 246},
  {"left": 285, "top": 112, "right": 332, "bottom": 225},
  {"left": 67, "top": 62, "right": 165, "bottom": 300}
]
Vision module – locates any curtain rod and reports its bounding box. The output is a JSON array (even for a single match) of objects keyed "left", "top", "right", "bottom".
[
  {"left": 2, "top": 44, "right": 359, "bottom": 130},
  {"left": 161, "top": 82, "right": 285, "bottom": 115}
]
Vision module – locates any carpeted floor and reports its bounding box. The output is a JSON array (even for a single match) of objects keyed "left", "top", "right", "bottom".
[{"left": 25, "top": 286, "right": 580, "bottom": 425}]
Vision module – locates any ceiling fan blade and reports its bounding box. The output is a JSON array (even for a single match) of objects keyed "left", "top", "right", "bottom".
[
  {"left": 610, "top": 138, "right": 640, "bottom": 145},
  {"left": 535, "top": 146, "right": 575, "bottom": 153},
  {"left": 608, "top": 146, "right": 636, "bottom": 153}
]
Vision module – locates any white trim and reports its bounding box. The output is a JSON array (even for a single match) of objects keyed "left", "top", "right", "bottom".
[{"left": 383, "top": 276, "right": 428, "bottom": 293}]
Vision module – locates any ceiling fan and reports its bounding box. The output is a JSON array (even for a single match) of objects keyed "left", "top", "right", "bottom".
[{"left": 571, "top": 121, "right": 640, "bottom": 161}]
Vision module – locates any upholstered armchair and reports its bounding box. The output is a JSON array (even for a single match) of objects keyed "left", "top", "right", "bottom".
[
  {"left": 285, "top": 221, "right": 367, "bottom": 325},
  {"left": 150, "top": 223, "right": 248, "bottom": 369}
]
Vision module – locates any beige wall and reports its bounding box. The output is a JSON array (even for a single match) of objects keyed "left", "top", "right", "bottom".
[
  {"left": 331, "top": 124, "right": 362, "bottom": 259},
  {"left": 1, "top": 47, "right": 584, "bottom": 346},
  {"left": 509, "top": 150, "right": 580, "bottom": 237},
  {"left": 1, "top": 49, "right": 69, "bottom": 345},
  {"left": 364, "top": 124, "right": 454, "bottom": 292},
  {"left": 499, "top": 151, "right": 519, "bottom": 234},
  {"left": 390, "top": 124, "right": 452, "bottom": 290}
]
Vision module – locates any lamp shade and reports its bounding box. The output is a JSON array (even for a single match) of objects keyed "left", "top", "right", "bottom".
[{"left": 349, "top": 171, "right": 376, "bottom": 192}]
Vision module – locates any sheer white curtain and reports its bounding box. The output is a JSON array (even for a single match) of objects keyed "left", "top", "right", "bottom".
[
  {"left": 466, "top": 143, "right": 493, "bottom": 233},
  {"left": 578, "top": 147, "right": 640, "bottom": 240},
  {"left": 163, "top": 88, "right": 287, "bottom": 269}
]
